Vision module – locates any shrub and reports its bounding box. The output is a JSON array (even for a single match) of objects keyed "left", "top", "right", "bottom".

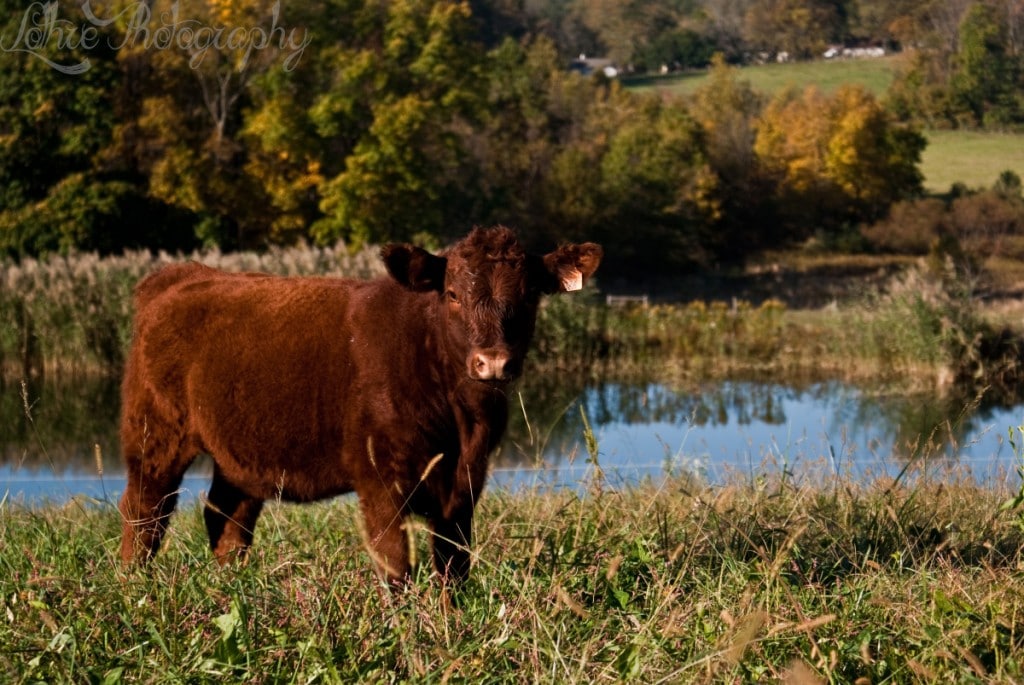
[
  {"left": 861, "top": 198, "right": 949, "bottom": 255},
  {"left": 863, "top": 188, "right": 1024, "bottom": 261},
  {"left": 857, "top": 264, "right": 1021, "bottom": 390},
  {"left": 950, "top": 189, "right": 1024, "bottom": 256}
]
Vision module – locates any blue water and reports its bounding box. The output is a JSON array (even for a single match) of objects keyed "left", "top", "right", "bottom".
[
  {"left": 3, "top": 380, "right": 1023, "bottom": 504},
  {"left": 490, "top": 381, "right": 1024, "bottom": 492}
]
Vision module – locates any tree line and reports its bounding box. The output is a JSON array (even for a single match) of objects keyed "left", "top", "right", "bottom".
[
  {"left": 477, "top": 0, "right": 1022, "bottom": 72},
  {"left": 0, "top": 0, "right": 1019, "bottom": 276}
]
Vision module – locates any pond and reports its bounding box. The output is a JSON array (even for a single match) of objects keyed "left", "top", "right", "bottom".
[{"left": 2, "top": 373, "right": 1023, "bottom": 504}]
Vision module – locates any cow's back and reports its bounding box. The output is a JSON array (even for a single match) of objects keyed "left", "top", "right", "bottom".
[
  {"left": 132, "top": 262, "right": 225, "bottom": 310},
  {"left": 122, "top": 265, "right": 431, "bottom": 500},
  {"left": 126, "top": 264, "right": 266, "bottom": 409}
]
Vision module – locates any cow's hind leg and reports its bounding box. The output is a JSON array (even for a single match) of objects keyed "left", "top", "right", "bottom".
[
  {"left": 119, "top": 410, "right": 198, "bottom": 564},
  {"left": 203, "top": 467, "right": 264, "bottom": 563}
]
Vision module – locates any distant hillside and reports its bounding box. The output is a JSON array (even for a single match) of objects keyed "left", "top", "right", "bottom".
[{"left": 627, "top": 56, "right": 1024, "bottom": 195}]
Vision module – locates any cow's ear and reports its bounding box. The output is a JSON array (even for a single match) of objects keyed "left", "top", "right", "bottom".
[
  {"left": 539, "top": 242, "right": 603, "bottom": 294},
  {"left": 381, "top": 244, "right": 447, "bottom": 292}
]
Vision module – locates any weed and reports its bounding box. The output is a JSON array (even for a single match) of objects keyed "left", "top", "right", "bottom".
[{"left": 1001, "top": 425, "right": 1024, "bottom": 533}]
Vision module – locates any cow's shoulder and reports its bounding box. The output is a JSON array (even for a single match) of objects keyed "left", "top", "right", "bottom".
[{"left": 133, "top": 262, "right": 222, "bottom": 308}]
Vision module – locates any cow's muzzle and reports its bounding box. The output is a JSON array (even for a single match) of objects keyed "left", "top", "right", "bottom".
[{"left": 469, "top": 349, "right": 520, "bottom": 382}]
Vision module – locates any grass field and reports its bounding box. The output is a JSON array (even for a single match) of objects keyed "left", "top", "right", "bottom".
[
  {"left": 2, "top": 468, "right": 1023, "bottom": 683},
  {"left": 626, "top": 55, "right": 900, "bottom": 99},
  {"left": 919, "top": 129, "right": 1024, "bottom": 194}
]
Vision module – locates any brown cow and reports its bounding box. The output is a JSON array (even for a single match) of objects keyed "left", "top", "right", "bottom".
[{"left": 119, "top": 226, "right": 601, "bottom": 583}]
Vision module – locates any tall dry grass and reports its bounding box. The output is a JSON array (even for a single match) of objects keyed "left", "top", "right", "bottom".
[
  {"left": 3, "top": 246, "right": 1021, "bottom": 395},
  {"left": 1, "top": 244, "right": 386, "bottom": 376}
]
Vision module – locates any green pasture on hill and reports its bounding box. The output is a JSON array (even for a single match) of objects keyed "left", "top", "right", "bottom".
[
  {"left": 626, "top": 54, "right": 899, "bottom": 98},
  {"left": 920, "top": 130, "right": 1024, "bottom": 194},
  {"left": 627, "top": 56, "right": 1024, "bottom": 194}
]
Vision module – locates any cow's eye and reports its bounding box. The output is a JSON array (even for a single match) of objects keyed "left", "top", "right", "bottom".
[{"left": 446, "top": 290, "right": 460, "bottom": 305}]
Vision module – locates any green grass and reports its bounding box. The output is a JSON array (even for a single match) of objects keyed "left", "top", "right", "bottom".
[
  {"left": 626, "top": 55, "right": 900, "bottom": 98},
  {"left": 920, "top": 129, "right": 1024, "bottom": 194},
  {"left": 2, "top": 468, "right": 1023, "bottom": 682}
]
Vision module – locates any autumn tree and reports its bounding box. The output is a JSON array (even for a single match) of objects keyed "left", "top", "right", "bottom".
[
  {"left": 847, "top": 0, "right": 920, "bottom": 47},
  {"left": 826, "top": 87, "right": 925, "bottom": 216},
  {"left": 742, "top": 0, "right": 843, "bottom": 59},
  {"left": 755, "top": 84, "right": 924, "bottom": 239},
  {"left": 0, "top": 0, "right": 198, "bottom": 255},
  {"left": 240, "top": 0, "right": 378, "bottom": 244},
  {"left": 688, "top": 54, "right": 778, "bottom": 258}
]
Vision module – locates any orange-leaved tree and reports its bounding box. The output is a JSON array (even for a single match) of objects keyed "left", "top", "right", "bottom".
[{"left": 755, "top": 84, "right": 924, "bottom": 240}]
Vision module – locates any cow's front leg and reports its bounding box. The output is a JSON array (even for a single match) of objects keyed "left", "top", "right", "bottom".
[
  {"left": 358, "top": 486, "right": 411, "bottom": 584},
  {"left": 432, "top": 505, "right": 473, "bottom": 583},
  {"left": 437, "top": 413, "right": 495, "bottom": 583}
]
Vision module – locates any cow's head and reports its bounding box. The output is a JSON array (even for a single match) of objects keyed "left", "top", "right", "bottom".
[{"left": 382, "top": 226, "right": 602, "bottom": 383}]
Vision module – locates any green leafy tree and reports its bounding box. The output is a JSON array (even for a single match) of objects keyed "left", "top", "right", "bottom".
[
  {"left": 541, "top": 85, "right": 719, "bottom": 274},
  {"left": 887, "top": 0, "right": 1024, "bottom": 131},
  {"left": 312, "top": 0, "right": 485, "bottom": 246},
  {"left": 0, "top": 1, "right": 195, "bottom": 255},
  {"left": 461, "top": 36, "right": 618, "bottom": 245},
  {"left": 638, "top": 28, "right": 718, "bottom": 72},
  {"left": 598, "top": 98, "right": 719, "bottom": 270},
  {"left": 241, "top": 0, "right": 380, "bottom": 244},
  {"left": 951, "top": 2, "right": 1023, "bottom": 128}
]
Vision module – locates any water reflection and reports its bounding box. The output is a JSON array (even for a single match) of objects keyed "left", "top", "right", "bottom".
[
  {"left": 2, "top": 372, "right": 1023, "bottom": 502},
  {"left": 1, "top": 376, "right": 123, "bottom": 472},
  {"left": 504, "top": 374, "right": 1023, "bottom": 485},
  {"left": 502, "top": 379, "right": 793, "bottom": 465}
]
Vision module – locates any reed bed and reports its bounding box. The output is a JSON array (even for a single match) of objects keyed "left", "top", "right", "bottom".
[
  {"left": 2, "top": 247, "right": 1020, "bottom": 394},
  {"left": 534, "top": 293, "right": 788, "bottom": 375},
  {"left": 0, "top": 244, "right": 386, "bottom": 376},
  {"left": 532, "top": 268, "right": 1020, "bottom": 392}
]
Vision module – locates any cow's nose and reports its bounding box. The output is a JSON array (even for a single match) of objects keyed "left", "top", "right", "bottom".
[{"left": 471, "top": 351, "right": 511, "bottom": 380}]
